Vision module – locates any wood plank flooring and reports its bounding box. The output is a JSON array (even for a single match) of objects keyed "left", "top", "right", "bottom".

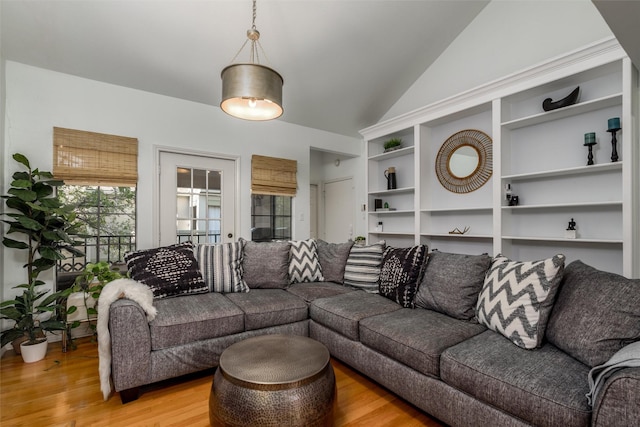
[{"left": 1, "top": 338, "right": 444, "bottom": 426}]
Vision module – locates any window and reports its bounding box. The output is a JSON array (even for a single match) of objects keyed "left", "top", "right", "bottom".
[
  {"left": 57, "top": 186, "right": 136, "bottom": 286},
  {"left": 251, "top": 195, "right": 292, "bottom": 242}
]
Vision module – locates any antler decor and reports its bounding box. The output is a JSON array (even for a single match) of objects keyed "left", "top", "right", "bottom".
[{"left": 448, "top": 226, "right": 470, "bottom": 235}]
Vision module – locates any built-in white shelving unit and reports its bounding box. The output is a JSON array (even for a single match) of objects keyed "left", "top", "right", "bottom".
[{"left": 361, "top": 38, "right": 639, "bottom": 278}]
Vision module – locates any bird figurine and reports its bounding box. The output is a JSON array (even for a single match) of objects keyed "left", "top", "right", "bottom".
[{"left": 543, "top": 86, "right": 580, "bottom": 111}]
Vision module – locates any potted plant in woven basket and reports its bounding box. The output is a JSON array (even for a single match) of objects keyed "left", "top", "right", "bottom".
[{"left": 1, "top": 153, "right": 84, "bottom": 362}]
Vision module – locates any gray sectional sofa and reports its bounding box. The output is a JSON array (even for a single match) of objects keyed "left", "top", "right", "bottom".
[{"left": 107, "top": 239, "right": 640, "bottom": 427}]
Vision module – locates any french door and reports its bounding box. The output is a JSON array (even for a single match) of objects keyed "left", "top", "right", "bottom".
[{"left": 158, "top": 151, "right": 237, "bottom": 247}]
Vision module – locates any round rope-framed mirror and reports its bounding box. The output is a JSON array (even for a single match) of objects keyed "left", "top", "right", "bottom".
[{"left": 435, "top": 129, "right": 492, "bottom": 194}]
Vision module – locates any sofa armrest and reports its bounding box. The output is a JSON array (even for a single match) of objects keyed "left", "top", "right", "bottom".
[
  {"left": 109, "top": 298, "right": 152, "bottom": 393},
  {"left": 591, "top": 367, "right": 640, "bottom": 427}
]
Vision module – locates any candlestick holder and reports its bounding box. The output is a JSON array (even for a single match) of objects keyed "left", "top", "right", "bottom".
[
  {"left": 583, "top": 132, "right": 597, "bottom": 166},
  {"left": 607, "top": 127, "right": 620, "bottom": 162}
]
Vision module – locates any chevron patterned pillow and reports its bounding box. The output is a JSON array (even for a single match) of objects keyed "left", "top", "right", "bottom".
[
  {"left": 289, "top": 239, "right": 324, "bottom": 284},
  {"left": 476, "top": 254, "right": 566, "bottom": 349}
]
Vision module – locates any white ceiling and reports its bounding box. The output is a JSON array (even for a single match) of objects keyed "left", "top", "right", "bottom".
[{"left": 0, "top": 0, "right": 489, "bottom": 137}]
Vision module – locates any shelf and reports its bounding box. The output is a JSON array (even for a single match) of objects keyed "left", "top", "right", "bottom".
[
  {"left": 368, "top": 231, "right": 415, "bottom": 236},
  {"left": 368, "top": 146, "right": 415, "bottom": 161},
  {"left": 422, "top": 206, "right": 492, "bottom": 213},
  {"left": 368, "top": 187, "right": 415, "bottom": 196},
  {"left": 422, "top": 233, "right": 492, "bottom": 239},
  {"left": 369, "top": 209, "right": 414, "bottom": 215},
  {"left": 502, "top": 235, "right": 622, "bottom": 244},
  {"left": 502, "top": 201, "right": 622, "bottom": 210},
  {"left": 503, "top": 162, "right": 622, "bottom": 181},
  {"left": 502, "top": 93, "right": 622, "bottom": 130}
]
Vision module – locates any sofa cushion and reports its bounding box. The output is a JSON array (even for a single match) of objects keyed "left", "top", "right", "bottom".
[
  {"left": 546, "top": 260, "right": 640, "bottom": 367},
  {"left": 149, "top": 293, "right": 245, "bottom": 350},
  {"left": 124, "top": 242, "right": 208, "bottom": 299},
  {"left": 195, "top": 242, "right": 248, "bottom": 293},
  {"left": 475, "top": 253, "right": 565, "bottom": 349},
  {"left": 441, "top": 331, "right": 591, "bottom": 427},
  {"left": 359, "top": 308, "right": 485, "bottom": 377},
  {"left": 241, "top": 239, "right": 290, "bottom": 289},
  {"left": 343, "top": 241, "right": 385, "bottom": 293},
  {"left": 225, "top": 289, "right": 308, "bottom": 331},
  {"left": 415, "top": 251, "right": 491, "bottom": 320},
  {"left": 288, "top": 239, "right": 324, "bottom": 283},
  {"left": 309, "top": 291, "right": 400, "bottom": 341},
  {"left": 316, "top": 240, "right": 353, "bottom": 283},
  {"left": 287, "top": 282, "right": 357, "bottom": 303},
  {"left": 378, "top": 245, "right": 428, "bottom": 308}
]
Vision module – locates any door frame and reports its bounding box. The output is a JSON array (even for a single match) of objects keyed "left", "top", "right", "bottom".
[{"left": 154, "top": 146, "right": 241, "bottom": 247}]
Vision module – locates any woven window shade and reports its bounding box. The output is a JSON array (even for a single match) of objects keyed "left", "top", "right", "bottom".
[
  {"left": 53, "top": 127, "right": 138, "bottom": 186},
  {"left": 251, "top": 155, "right": 297, "bottom": 196}
]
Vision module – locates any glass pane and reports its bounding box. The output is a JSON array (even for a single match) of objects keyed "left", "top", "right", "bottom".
[
  {"left": 193, "top": 169, "right": 207, "bottom": 192},
  {"left": 208, "top": 170, "right": 221, "bottom": 191}
]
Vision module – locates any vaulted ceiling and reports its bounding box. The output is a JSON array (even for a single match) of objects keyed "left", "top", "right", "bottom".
[{"left": 1, "top": 0, "right": 489, "bottom": 137}]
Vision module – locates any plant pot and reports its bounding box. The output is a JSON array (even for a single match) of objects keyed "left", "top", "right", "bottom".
[
  {"left": 11, "top": 330, "right": 46, "bottom": 355},
  {"left": 20, "top": 338, "right": 48, "bottom": 363}
]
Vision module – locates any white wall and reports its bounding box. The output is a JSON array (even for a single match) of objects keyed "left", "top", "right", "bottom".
[
  {"left": 382, "top": 0, "right": 614, "bottom": 121},
  {"left": 2, "top": 61, "right": 361, "bottom": 303}
]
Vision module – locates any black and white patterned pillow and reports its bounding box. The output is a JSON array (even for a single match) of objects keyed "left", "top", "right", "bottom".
[
  {"left": 343, "top": 241, "right": 386, "bottom": 293},
  {"left": 195, "top": 242, "right": 248, "bottom": 293},
  {"left": 124, "top": 241, "right": 208, "bottom": 299},
  {"left": 378, "top": 245, "right": 428, "bottom": 308},
  {"left": 476, "top": 254, "right": 566, "bottom": 349},
  {"left": 289, "top": 239, "right": 324, "bottom": 284}
]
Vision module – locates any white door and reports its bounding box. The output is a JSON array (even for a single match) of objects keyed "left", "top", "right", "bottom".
[
  {"left": 324, "top": 177, "right": 354, "bottom": 243},
  {"left": 159, "top": 151, "right": 237, "bottom": 247}
]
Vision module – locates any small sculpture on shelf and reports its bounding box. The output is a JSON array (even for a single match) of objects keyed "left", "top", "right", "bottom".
[
  {"left": 584, "top": 132, "right": 597, "bottom": 166},
  {"left": 542, "top": 86, "right": 580, "bottom": 111},
  {"left": 448, "top": 226, "right": 470, "bottom": 235},
  {"left": 565, "top": 218, "right": 577, "bottom": 239},
  {"left": 508, "top": 195, "right": 519, "bottom": 206},
  {"left": 607, "top": 117, "right": 621, "bottom": 162}
]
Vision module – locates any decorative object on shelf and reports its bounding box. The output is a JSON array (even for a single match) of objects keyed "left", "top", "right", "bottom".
[
  {"left": 448, "top": 226, "right": 470, "bottom": 235},
  {"left": 435, "top": 129, "right": 492, "bottom": 194},
  {"left": 607, "top": 117, "right": 621, "bottom": 162},
  {"left": 505, "top": 183, "right": 513, "bottom": 203},
  {"left": 220, "top": 0, "right": 283, "bottom": 121},
  {"left": 375, "top": 222, "right": 384, "bottom": 232},
  {"left": 542, "top": 86, "right": 580, "bottom": 112},
  {"left": 565, "top": 218, "right": 577, "bottom": 239},
  {"left": 353, "top": 236, "right": 366, "bottom": 246},
  {"left": 374, "top": 198, "right": 382, "bottom": 210},
  {"left": 383, "top": 138, "right": 403, "bottom": 153},
  {"left": 376, "top": 207, "right": 396, "bottom": 212},
  {"left": 508, "top": 195, "right": 519, "bottom": 206},
  {"left": 384, "top": 167, "right": 397, "bottom": 190},
  {"left": 584, "top": 132, "right": 597, "bottom": 165},
  {"left": 383, "top": 202, "right": 389, "bottom": 209}
]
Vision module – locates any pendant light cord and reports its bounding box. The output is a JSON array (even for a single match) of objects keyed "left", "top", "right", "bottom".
[{"left": 227, "top": 0, "right": 273, "bottom": 67}]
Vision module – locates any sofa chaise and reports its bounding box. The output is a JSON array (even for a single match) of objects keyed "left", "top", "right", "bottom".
[{"left": 104, "top": 239, "right": 640, "bottom": 427}]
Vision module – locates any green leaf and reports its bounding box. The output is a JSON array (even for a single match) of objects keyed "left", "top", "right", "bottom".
[
  {"left": 17, "top": 216, "right": 43, "bottom": 231},
  {"left": 12, "top": 153, "right": 30, "bottom": 169},
  {"left": 87, "top": 308, "right": 98, "bottom": 316},
  {"left": 38, "top": 246, "right": 65, "bottom": 261},
  {"left": 2, "top": 237, "right": 29, "bottom": 250},
  {"left": 10, "top": 179, "right": 32, "bottom": 188},
  {"left": 7, "top": 188, "right": 37, "bottom": 202},
  {"left": 66, "top": 306, "right": 78, "bottom": 315}
]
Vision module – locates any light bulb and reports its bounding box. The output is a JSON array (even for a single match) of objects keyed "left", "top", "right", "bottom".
[{"left": 248, "top": 98, "right": 257, "bottom": 108}]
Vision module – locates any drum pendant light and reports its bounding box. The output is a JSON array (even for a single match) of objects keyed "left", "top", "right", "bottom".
[{"left": 221, "top": 0, "right": 283, "bottom": 121}]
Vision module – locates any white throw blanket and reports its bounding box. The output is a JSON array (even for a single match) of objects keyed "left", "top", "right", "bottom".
[
  {"left": 97, "top": 278, "right": 157, "bottom": 400},
  {"left": 586, "top": 341, "right": 640, "bottom": 406}
]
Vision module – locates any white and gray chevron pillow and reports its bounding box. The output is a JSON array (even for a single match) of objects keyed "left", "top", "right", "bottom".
[
  {"left": 289, "top": 239, "right": 324, "bottom": 284},
  {"left": 476, "top": 254, "right": 566, "bottom": 349}
]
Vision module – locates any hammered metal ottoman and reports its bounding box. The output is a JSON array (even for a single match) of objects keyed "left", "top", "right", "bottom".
[{"left": 209, "top": 334, "right": 336, "bottom": 427}]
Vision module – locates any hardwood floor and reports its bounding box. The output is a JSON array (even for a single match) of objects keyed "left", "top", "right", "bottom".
[{"left": 1, "top": 338, "right": 444, "bottom": 427}]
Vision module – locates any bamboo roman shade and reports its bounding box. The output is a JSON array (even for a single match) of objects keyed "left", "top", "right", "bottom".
[
  {"left": 53, "top": 127, "right": 138, "bottom": 186},
  {"left": 251, "top": 155, "right": 297, "bottom": 196}
]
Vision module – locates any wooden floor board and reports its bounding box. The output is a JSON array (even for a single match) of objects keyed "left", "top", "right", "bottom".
[{"left": 1, "top": 338, "right": 444, "bottom": 426}]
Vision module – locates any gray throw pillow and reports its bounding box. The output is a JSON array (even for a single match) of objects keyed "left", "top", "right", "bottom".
[
  {"left": 546, "top": 260, "right": 640, "bottom": 367},
  {"left": 415, "top": 251, "right": 491, "bottom": 321},
  {"left": 240, "top": 239, "right": 290, "bottom": 289},
  {"left": 316, "top": 240, "right": 353, "bottom": 283}
]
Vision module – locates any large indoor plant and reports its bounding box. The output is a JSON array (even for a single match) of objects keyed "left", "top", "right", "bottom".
[{"left": 1, "top": 153, "right": 84, "bottom": 362}]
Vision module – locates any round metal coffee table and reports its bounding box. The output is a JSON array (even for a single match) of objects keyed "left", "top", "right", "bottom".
[{"left": 209, "top": 334, "right": 336, "bottom": 427}]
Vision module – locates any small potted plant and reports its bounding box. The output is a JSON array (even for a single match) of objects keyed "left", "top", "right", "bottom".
[
  {"left": 1, "top": 153, "right": 84, "bottom": 362},
  {"left": 66, "top": 261, "right": 123, "bottom": 335},
  {"left": 353, "top": 236, "right": 366, "bottom": 246},
  {"left": 383, "top": 138, "right": 402, "bottom": 153}
]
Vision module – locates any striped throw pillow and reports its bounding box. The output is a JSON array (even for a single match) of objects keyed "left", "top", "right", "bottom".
[
  {"left": 343, "top": 241, "right": 386, "bottom": 293},
  {"left": 195, "top": 242, "right": 249, "bottom": 293}
]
